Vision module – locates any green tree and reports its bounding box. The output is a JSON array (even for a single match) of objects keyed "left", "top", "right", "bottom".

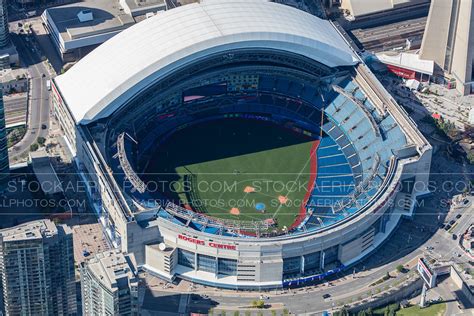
[
  {"left": 37, "top": 136, "right": 46, "bottom": 146},
  {"left": 396, "top": 264, "right": 404, "bottom": 273},
  {"left": 334, "top": 307, "right": 350, "bottom": 316},
  {"left": 30, "top": 143, "right": 39, "bottom": 151},
  {"left": 468, "top": 152, "right": 474, "bottom": 165}
]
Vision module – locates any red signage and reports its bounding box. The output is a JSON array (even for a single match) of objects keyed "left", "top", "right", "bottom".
[
  {"left": 178, "top": 234, "right": 236, "bottom": 250},
  {"left": 178, "top": 234, "right": 204, "bottom": 245},
  {"left": 386, "top": 64, "right": 416, "bottom": 79}
]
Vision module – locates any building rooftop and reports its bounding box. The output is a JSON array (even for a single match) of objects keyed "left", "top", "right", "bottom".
[
  {"left": 0, "top": 219, "right": 70, "bottom": 242},
  {"left": 375, "top": 51, "right": 434, "bottom": 76},
  {"left": 54, "top": 0, "right": 358, "bottom": 124},
  {"left": 0, "top": 68, "right": 28, "bottom": 83},
  {"left": 85, "top": 251, "right": 138, "bottom": 291},
  {"left": 120, "top": 0, "right": 166, "bottom": 17},
  {"left": 29, "top": 148, "right": 64, "bottom": 195},
  {"left": 342, "top": 0, "right": 429, "bottom": 18},
  {"left": 45, "top": 0, "right": 135, "bottom": 43}
]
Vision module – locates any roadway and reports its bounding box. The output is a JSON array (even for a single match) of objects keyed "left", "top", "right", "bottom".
[{"left": 7, "top": 21, "right": 51, "bottom": 162}]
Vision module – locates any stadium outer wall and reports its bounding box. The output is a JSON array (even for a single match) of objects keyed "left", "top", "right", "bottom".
[
  {"left": 49, "top": 1, "right": 433, "bottom": 290},
  {"left": 51, "top": 72, "right": 432, "bottom": 289}
]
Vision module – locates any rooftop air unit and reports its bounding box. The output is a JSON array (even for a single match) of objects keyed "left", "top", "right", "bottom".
[{"left": 77, "top": 10, "right": 93, "bottom": 23}]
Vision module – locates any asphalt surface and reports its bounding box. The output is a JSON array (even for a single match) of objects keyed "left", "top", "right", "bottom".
[{"left": 8, "top": 25, "right": 51, "bottom": 162}]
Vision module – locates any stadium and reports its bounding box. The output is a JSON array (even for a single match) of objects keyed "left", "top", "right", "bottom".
[{"left": 52, "top": 0, "right": 432, "bottom": 289}]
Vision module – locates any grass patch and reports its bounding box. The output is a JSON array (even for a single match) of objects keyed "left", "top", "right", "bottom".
[
  {"left": 145, "top": 118, "right": 316, "bottom": 229},
  {"left": 396, "top": 303, "right": 446, "bottom": 316},
  {"left": 7, "top": 126, "right": 26, "bottom": 148}
]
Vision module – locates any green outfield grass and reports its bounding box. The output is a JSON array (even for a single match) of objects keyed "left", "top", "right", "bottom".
[{"left": 146, "top": 118, "right": 317, "bottom": 229}]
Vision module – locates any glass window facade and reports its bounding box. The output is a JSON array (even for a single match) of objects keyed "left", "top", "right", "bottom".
[
  {"left": 217, "top": 258, "right": 237, "bottom": 276},
  {"left": 324, "top": 245, "right": 339, "bottom": 266},
  {"left": 197, "top": 254, "right": 216, "bottom": 273},
  {"left": 283, "top": 256, "right": 301, "bottom": 278},
  {"left": 178, "top": 249, "right": 195, "bottom": 269},
  {"left": 303, "top": 251, "right": 320, "bottom": 272}
]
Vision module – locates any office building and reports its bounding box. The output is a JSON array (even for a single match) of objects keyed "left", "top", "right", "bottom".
[
  {"left": 42, "top": 0, "right": 167, "bottom": 62},
  {"left": 420, "top": 0, "right": 474, "bottom": 95},
  {"left": 0, "top": 0, "right": 8, "bottom": 48},
  {"left": 0, "top": 220, "right": 77, "bottom": 315},
  {"left": 0, "top": 89, "right": 8, "bottom": 190},
  {"left": 80, "top": 251, "right": 140, "bottom": 316},
  {"left": 0, "top": 0, "right": 18, "bottom": 69}
]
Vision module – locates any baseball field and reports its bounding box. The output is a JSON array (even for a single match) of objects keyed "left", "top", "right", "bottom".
[{"left": 145, "top": 117, "right": 318, "bottom": 229}]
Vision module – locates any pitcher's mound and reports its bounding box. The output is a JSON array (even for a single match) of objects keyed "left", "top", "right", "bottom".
[
  {"left": 278, "top": 196, "right": 289, "bottom": 204},
  {"left": 244, "top": 186, "right": 256, "bottom": 193},
  {"left": 230, "top": 208, "right": 240, "bottom": 215}
]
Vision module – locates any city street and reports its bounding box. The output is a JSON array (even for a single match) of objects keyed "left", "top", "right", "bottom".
[{"left": 7, "top": 20, "right": 52, "bottom": 162}]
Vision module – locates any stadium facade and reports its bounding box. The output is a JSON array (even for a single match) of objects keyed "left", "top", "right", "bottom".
[{"left": 52, "top": 0, "right": 432, "bottom": 289}]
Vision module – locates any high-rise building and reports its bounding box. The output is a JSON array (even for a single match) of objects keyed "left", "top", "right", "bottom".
[
  {"left": 80, "top": 251, "right": 140, "bottom": 316},
  {"left": 0, "top": 219, "right": 77, "bottom": 315},
  {"left": 0, "top": 0, "right": 9, "bottom": 49},
  {"left": 0, "top": 89, "right": 9, "bottom": 190},
  {"left": 420, "top": 0, "right": 474, "bottom": 95}
]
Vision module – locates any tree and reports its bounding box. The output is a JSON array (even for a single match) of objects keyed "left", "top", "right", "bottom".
[
  {"left": 255, "top": 300, "right": 265, "bottom": 308},
  {"left": 30, "top": 143, "right": 39, "bottom": 151},
  {"left": 467, "top": 152, "right": 474, "bottom": 165},
  {"left": 37, "top": 137, "right": 46, "bottom": 146},
  {"left": 336, "top": 307, "right": 350, "bottom": 316},
  {"left": 396, "top": 264, "right": 404, "bottom": 273},
  {"left": 233, "top": 311, "right": 240, "bottom": 316}
]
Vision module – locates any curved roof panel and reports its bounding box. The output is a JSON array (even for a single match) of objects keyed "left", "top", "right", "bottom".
[{"left": 54, "top": 0, "right": 358, "bottom": 124}]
